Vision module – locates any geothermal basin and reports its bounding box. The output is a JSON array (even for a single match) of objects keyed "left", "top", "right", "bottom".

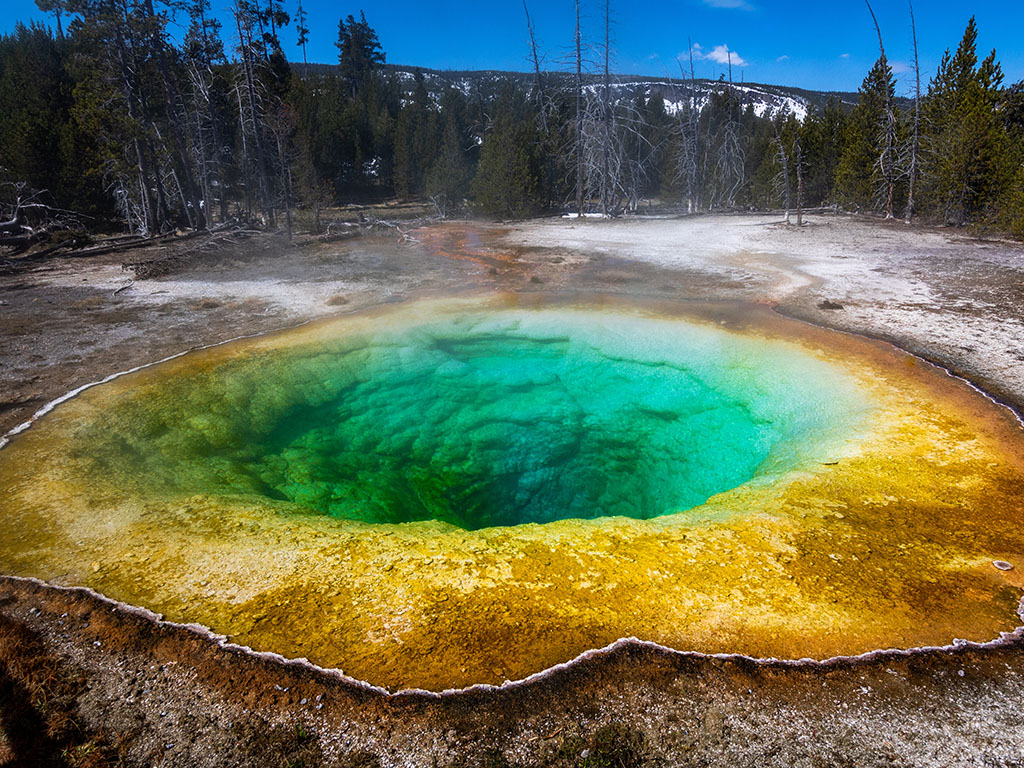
[{"left": 1, "top": 292, "right": 1023, "bottom": 692}]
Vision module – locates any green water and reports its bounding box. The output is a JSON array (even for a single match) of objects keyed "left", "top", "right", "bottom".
[{"left": 73, "top": 307, "right": 870, "bottom": 529}]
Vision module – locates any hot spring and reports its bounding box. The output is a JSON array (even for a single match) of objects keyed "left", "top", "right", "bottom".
[{"left": 1, "top": 296, "right": 1022, "bottom": 691}]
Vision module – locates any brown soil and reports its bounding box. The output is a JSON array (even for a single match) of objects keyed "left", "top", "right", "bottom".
[
  {"left": 2, "top": 214, "right": 1024, "bottom": 766},
  {"left": 3, "top": 576, "right": 1023, "bottom": 767}
]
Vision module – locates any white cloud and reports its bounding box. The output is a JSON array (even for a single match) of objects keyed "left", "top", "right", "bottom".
[
  {"left": 890, "top": 60, "right": 911, "bottom": 74},
  {"left": 776, "top": 55, "right": 790, "bottom": 62},
  {"left": 679, "top": 43, "right": 750, "bottom": 69},
  {"left": 695, "top": 44, "right": 749, "bottom": 68},
  {"left": 701, "top": 0, "right": 754, "bottom": 9},
  {"left": 840, "top": 53, "right": 850, "bottom": 59}
]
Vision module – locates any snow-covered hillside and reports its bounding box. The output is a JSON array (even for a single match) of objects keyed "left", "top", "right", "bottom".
[
  {"left": 380, "top": 66, "right": 858, "bottom": 121},
  {"left": 293, "top": 62, "right": 861, "bottom": 120}
]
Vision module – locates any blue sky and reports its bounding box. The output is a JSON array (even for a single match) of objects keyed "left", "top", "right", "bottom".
[{"left": 4, "top": 0, "right": 1023, "bottom": 93}]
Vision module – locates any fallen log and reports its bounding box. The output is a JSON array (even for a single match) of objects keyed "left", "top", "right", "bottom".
[
  {"left": 122, "top": 229, "right": 259, "bottom": 279},
  {"left": 0, "top": 217, "right": 23, "bottom": 236}
]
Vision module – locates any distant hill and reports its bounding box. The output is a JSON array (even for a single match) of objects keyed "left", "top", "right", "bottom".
[{"left": 293, "top": 62, "right": 865, "bottom": 120}]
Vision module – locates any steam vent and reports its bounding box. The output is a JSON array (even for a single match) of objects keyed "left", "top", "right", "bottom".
[{"left": 1, "top": 295, "right": 1022, "bottom": 691}]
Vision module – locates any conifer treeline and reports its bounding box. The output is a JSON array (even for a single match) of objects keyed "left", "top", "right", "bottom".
[{"left": 1, "top": 3, "right": 1022, "bottom": 236}]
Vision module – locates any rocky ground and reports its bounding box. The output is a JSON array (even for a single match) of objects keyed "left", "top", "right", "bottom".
[
  {"left": 1, "top": 213, "right": 1023, "bottom": 766},
  {"left": 503, "top": 214, "right": 1024, "bottom": 417}
]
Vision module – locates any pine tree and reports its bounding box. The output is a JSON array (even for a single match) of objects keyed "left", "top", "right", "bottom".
[
  {"left": 295, "top": 0, "right": 308, "bottom": 66},
  {"left": 259, "top": 0, "right": 289, "bottom": 48},
  {"left": 835, "top": 57, "right": 899, "bottom": 212},
  {"left": 184, "top": 0, "right": 231, "bottom": 222},
  {"left": 922, "top": 17, "right": 1009, "bottom": 225},
  {"left": 33, "top": 0, "right": 68, "bottom": 39},
  {"left": 66, "top": 0, "right": 169, "bottom": 233},
  {"left": 471, "top": 89, "right": 541, "bottom": 218},
  {"left": 0, "top": 24, "right": 70, "bottom": 198},
  {"left": 426, "top": 112, "right": 471, "bottom": 217},
  {"left": 997, "top": 81, "right": 1024, "bottom": 236},
  {"left": 336, "top": 11, "right": 384, "bottom": 99},
  {"left": 799, "top": 98, "right": 845, "bottom": 207},
  {"left": 393, "top": 72, "right": 437, "bottom": 199}
]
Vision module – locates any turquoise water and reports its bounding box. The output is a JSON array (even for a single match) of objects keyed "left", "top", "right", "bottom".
[{"left": 73, "top": 307, "right": 869, "bottom": 530}]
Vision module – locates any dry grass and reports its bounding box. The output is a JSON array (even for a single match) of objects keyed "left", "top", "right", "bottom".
[{"left": 0, "top": 612, "right": 129, "bottom": 767}]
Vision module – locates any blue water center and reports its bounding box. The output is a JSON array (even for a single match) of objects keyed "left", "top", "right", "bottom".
[{"left": 77, "top": 306, "right": 869, "bottom": 530}]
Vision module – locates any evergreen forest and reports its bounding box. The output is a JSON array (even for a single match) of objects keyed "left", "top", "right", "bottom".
[{"left": 1, "top": 1, "right": 1023, "bottom": 239}]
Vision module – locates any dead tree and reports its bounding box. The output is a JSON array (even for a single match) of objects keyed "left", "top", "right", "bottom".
[
  {"left": 721, "top": 51, "right": 745, "bottom": 208},
  {"left": 773, "top": 120, "right": 793, "bottom": 224},
  {"left": 523, "top": 1, "right": 547, "bottom": 131},
  {"left": 864, "top": 0, "right": 899, "bottom": 219},
  {"left": 183, "top": 0, "right": 230, "bottom": 224},
  {"left": 707, "top": 56, "right": 745, "bottom": 211},
  {"left": 232, "top": 0, "right": 275, "bottom": 226},
  {"left": 574, "top": 0, "right": 585, "bottom": 216},
  {"left": 524, "top": 1, "right": 564, "bottom": 210},
  {"left": 0, "top": 189, "right": 28, "bottom": 236},
  {"left": 672, "top": 41, "right": 701, "bottom": 213},
  {"left": 185, "top": 60, "right": 223, "bottom": 224},
  {"left": 0, "top": 183, "right": 88, "bottom": 248},
  {"left": 143, "top": 0, "right": 206, "bottom": 230},
  {"left": 578, "top": 91, "right": 604, "bottom": 205},
  {"left": 575, "top": 80, "right": 661, "bottom": 215},
  {"left": 795, "top": 132, "right": 805, "bottom": 226},
  {"left": 686, "top": 42, "right": 701, "bottom": 212},
  {"left": 571, "top": 0, "right": 620, "bottom": 216},
  {"left": 600, "top": 0, "right": 612, "bottom": 216},
  {"left": 108, "top": 2, "right": 162, "bottom": 235},
  {"left": 268, "top": 105, "right": 294, "bottom": 240},
  {"left": 619, "top": 95, "right": 660, "bottom": 212},
  {"left": 904, "top": 0, "right": 921, "bottom": 224}
]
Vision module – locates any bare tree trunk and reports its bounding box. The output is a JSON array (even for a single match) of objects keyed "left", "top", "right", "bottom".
[
  {"left": 111, "top": 12, "right": 159, "bottom": 235},
  {"left": 234, "top": 79, "right": 254, "bottom": 220},
  {"left": 706, "top": 52, "right": 744, "bottom": 211},
  {"left": 774, "top": 122, "right": 792, "bottom": 224},
  {"left": 143, "top": 0, "right": 205, "bottom": 230},
  {"left": 687, "top": 40, "right": 699, "bottom": 212},
  {"left": 186, "top": 80, "right": 214, "bottom": 224},
  {"left": 601, "top": 0, "right": 611, "bottom": 217},
  {"left": 234, "top": 1, "right": 275, "bottom": 227},
  {"left": 199, "top": 1, "right": 228, "bottom": 222},
  {"left": 618, "top": 95, "right": 656, "bottom": 213},
  {"left": 864, "top": 0, "right": 896, "bottom": 219},
  {"left": 523, "top": 1, "right": 546, "bottom": 131},
  {"left": 575, "top": 0, "right": 584, "bottom": 217},
  {"left": 0, "top": 199, "right": 23, "bottom": 235},
  {"left": 524, "top": 0, "right": 556, "bottom": 210},
  {"left": 905, "top": 0, "right": 921, "bottom": 224},
  {"left": 724, "top": 50, "right": 744, "bottom": 207},
  {"left": 118, "top": 0, "right": 173, "bottom": 232},
  {"left": 795, "top": 136, "right": 804, "bottom": 226},
  {"left": 275, "top": 128, "right": 293, "bottom": 240}
]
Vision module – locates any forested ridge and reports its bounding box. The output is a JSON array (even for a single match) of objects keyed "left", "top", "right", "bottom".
[{"left": 1, "top": 1, "right": 1022, "bottom": 240}]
